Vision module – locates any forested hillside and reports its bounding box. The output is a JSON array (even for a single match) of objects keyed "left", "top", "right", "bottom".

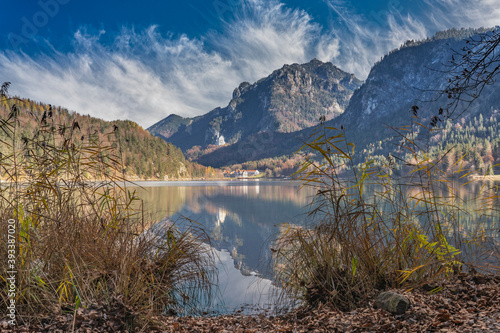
[
  {"left": 0, "top": 96, "right": 217, "bottom": 180},
  {"left": 359, "top": 111, "right": 500, "bottom": 175}
]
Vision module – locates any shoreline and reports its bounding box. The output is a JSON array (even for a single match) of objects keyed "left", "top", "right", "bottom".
[
  {"left": 467, "top": 174, "right": 500, "bottom": 181},
  {"left": 7, "top": 273, "right": 500, "bottom": 332},
  {"left": 119, "top": 176, "right": 293, "bottom": 183},
  {"left": 0, "top": 176, "right": 294, "bottom": 185}
]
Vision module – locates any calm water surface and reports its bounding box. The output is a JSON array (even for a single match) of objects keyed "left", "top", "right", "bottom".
[
  {"left": 131, "top": 180, "right": 318, "bottom": 314},
  {"left": 130, "top": 179, "right": 499, "bottom": 314}
]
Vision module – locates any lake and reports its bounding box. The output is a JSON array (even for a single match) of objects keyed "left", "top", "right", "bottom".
[
  {"left": 130, "top": 180, "right": 318, "bottom": 315},
  {"left": 129, "top": 179, "right": 499, "bottom": 315}
]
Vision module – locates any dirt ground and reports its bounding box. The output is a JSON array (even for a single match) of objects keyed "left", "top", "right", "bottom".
[{"left": 3, "top": 273, "right": 500, "bottom": 332}]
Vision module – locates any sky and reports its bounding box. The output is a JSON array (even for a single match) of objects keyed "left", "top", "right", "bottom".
[{"left": 0, "top": 0, "right": 499, "bottom": 128}]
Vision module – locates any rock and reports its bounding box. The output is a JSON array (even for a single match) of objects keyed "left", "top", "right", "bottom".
[
  {"left": 232, "top": 87, "right": 241, "bottom": 99},
  {"left": 375, "top": 291, "right": 410, "bottom": 314}
]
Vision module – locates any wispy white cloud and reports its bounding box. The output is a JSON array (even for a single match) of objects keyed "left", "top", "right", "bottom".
[
  {"left": 0, "top": 0, "right": 498, "bottom": 127},
  {"left": 207, "top": 0, "right": 339, "bottom": 79},
  {"left": 422, "top": 0, "right": 500, "bottom": 30},
  {"left": 322, "top": 0, "right": 500, "bottom": 77},
  {"left": 0, "top": 28, "right": 237, "bottom": 127},
  {"left": 0, "top": 1, "right": 339, "bottom": 127}
]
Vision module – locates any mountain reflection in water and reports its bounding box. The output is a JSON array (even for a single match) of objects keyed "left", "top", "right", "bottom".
[
  {"left": 132, "top": 180, "right": 316, "bottom": 313},
  {"left": 134, "top": 180, "right": 316, "bottom": 277},
  {"left": 131, "top": 179, "right": 499, "bottom": 313}
]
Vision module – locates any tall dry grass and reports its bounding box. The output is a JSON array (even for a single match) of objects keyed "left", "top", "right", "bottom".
[
  {"left": 273, "top": 114, "right": 500, "bottom": 311},
  {"left": 0, "top": 83, "right": 215, "bottom": 328}
]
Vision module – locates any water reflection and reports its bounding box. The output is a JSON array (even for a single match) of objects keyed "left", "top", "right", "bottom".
[
  {"left": 209, "top": 248, "right": 282, "bottom": 315},
  {"left": 131, "top": 179, "right": 499, "bottom": 312},
  {"left": 133, "top": 181, "right": 316, "bottom": 276},
  {"left": 131, "top": 180, "right": 316, "bottom": 313}
]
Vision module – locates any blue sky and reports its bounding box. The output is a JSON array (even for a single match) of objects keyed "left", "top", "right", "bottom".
[{"left": 0, "top": 0, "right": 499, "bottom": 127}]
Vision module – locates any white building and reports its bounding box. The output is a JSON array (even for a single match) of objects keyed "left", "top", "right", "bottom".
[{"left": 247, "top": 170, "right": 259, "bottom": 176}]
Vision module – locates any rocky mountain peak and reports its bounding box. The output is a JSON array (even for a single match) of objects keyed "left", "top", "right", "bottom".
[
  {"left": 233, "top": 82, "right": 251, "bottom": 99},
  {"left": 148, "top": 59, "right": 362, "bottom": 151}
]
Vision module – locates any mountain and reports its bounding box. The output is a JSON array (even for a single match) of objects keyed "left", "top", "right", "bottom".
[
  {"left": 340, "top": 28, "right": 500, "bottom": 147},
  {"left": 148, "top": 59, "right": 362, "bottom": 151},
  {"left": 0, "top": 96, "right": 215, "bottom": 180},
  {"left": 189, "top": 28, "right": 500, "bottom": 175},
  {"left": 330, "top": 28, "right": 500, "bottom": 176}
]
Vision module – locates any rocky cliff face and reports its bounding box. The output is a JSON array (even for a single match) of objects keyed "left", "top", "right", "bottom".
[
  {"left": 341, "top": 29, "right": 500, "bottom": 136},
  {"left": 148, "top": 59, "right": 362, "bottom": 151},
  {"left": 341, "top": 39, "right": 454, "bottom": 131}
]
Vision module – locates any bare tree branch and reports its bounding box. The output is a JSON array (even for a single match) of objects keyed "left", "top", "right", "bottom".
[{"left": 443, "top": 28, "right": 500, "bottom": 119}]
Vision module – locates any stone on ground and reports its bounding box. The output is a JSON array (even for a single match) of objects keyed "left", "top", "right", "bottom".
[{"left": 375, "top": 291, "right": 410, "bottom": 315}]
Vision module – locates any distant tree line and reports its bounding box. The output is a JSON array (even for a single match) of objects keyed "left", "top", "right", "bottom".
[{"left": 0, "top": 96, "right": 218, "bottom": 180}]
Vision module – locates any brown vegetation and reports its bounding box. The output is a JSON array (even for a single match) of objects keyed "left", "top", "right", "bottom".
[
  {"left": 0, "top": 85, "right": 216, "bottom": 330},
  {"left": 272, "top": 119, "right": 499, "bottom": 312}
]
